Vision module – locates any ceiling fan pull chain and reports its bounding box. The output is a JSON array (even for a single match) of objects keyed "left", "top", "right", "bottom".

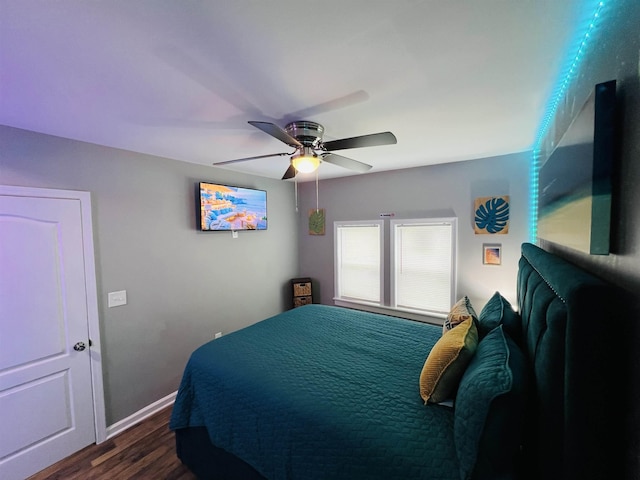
[{"left": 295, "top": 173, "right": 299, "bottom": 213}]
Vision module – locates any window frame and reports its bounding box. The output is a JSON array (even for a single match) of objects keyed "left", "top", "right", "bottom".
[
  {"left": 333, "top": 220, "right": 384, "bottom": 306},
  {"left": 333, "top": 217, "right": 457, "bottom": 324},
  {"left": 389, "top": 217, "right": 458, "bottom": 318}
]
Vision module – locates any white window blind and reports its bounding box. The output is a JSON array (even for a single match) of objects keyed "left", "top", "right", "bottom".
[
  {"left": 391, "top": 219, "right": 456, "bottom": 315},
  {"left": 334, "top": 221, "right": 383, "bottom": 303}
]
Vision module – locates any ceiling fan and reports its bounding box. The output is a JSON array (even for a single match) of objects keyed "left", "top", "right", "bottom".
[{"left": 213, "top": 120, "right": 397, "bottom": 179}]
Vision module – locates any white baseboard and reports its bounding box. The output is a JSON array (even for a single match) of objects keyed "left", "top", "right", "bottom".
[{"left": 104, "top": 390, "right": 177, "bottom": 442}]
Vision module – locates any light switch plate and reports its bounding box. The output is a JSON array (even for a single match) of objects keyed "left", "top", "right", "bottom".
[{"left": 108, "top": 290, "right": 127, "bottom": 308}]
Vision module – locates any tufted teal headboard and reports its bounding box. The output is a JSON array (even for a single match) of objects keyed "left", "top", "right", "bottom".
[{"left": 516, "top": 243, "right": 623, "bottom": 480}]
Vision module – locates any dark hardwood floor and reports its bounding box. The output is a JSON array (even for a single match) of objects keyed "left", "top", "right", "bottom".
[{"left": 28, "top": 406, "right": 197, "bottom": 480}]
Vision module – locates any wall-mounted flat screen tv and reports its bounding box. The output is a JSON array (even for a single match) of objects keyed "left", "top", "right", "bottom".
[
  {"left": 198, "top": 182, "right": 267, "bottom": 231},
  {"left": 537, "top": 79, "right": 616, "bottom": 255}
]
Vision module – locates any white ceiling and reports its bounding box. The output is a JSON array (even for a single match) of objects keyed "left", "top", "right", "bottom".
[{"left": 0, "top": 0, "right": 591, "bottom": 181}]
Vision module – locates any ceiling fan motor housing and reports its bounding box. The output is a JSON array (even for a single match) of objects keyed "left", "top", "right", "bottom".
[{"left": 285, "top": 121, "right": 324, "bottom": 148}]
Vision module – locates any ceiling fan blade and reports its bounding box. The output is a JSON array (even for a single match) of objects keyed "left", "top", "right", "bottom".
[
  {"left": 213, "top": 152, "right": 291, "bottom": 166},
  {"left": 282, "top": 90, "right": 370, "bottom": 122},
  {"left": 282, "top": 164, "right": 297, "bottom": 180},
  {"left": 248, "top": 121, "right": 302, "bottom": 148},
  {"left": 155, "top": 46, "right": 262, "bottom": 117},
  {"left": 322, "top": 153, "right": 372, "bottom": 173},
  {"left": 323, "top": 131, "right": 397, "bottom": 151}
]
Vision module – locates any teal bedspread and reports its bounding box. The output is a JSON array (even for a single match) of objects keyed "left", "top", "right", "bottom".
[{"left": 170, "top": 304, "right": 458, "bottom": 479}]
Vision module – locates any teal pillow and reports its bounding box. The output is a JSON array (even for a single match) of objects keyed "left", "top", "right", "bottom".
[
  {"left": 478, "top": 292, "right": 522, "bottom": 343},
  {"left": 454, "top": 325, "right": 528, "bottom": 480}
]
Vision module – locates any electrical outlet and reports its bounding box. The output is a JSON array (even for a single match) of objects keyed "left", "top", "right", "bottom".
[
  {"left": 232, "top": 231, "right": 238, "bottom": 239},
  {"left": 108, "top": 290, "right": 127, "bottom": 308},
  {"left": 214, "top": 332, "right": 223, "bottom": 339}
]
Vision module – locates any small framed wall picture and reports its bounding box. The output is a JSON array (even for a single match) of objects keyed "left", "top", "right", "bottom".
[{"left": 483, "top": 243, "right": 502, "bottom": 265}]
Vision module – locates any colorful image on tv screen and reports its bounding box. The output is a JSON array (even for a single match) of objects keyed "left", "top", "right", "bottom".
[{"left": 200, "top": 183, "right": 267, "bottom": 230}]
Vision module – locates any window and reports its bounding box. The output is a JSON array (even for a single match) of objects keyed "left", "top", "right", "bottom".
[
  {"left": 334, "top": 221, "right": 383, "bottom": 304},
  {"left": 334, "top": 217, "right": 456, "bottom": 320},
  {"left": 391, "top": 218, "right": 456, "bottom": 316}
]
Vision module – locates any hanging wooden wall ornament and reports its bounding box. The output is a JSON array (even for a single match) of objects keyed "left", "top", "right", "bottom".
[{"left": 309, "top": 209, "right": 325, "bottom": 235}]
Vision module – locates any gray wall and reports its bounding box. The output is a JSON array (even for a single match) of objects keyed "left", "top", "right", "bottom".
[
  {"left": 535, "top": 1, "right": 640, "bottom": 476},
  {"left": 0, "top": 125, "right": 299, "bottom": 425},
  {"left": 296, "top": 152, "right": 530, "bottom": 315}
]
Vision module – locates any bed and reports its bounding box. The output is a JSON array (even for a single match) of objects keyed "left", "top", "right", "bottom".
[{"left": 170, "top": 242, "right": 624, "bottom": 479}]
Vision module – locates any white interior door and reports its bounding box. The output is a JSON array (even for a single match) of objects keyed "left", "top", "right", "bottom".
[{"left": 0, "top": 191, "right": 97, "bottom": 480}]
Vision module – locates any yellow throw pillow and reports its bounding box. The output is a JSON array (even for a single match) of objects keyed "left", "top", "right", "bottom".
[{"left": 420, "top": 317, "right": 479, "bottom": 404}]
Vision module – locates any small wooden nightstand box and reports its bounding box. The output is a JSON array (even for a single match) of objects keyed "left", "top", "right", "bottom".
[{"left": 291, "top": 277, "right": 313, "bottom": 308}]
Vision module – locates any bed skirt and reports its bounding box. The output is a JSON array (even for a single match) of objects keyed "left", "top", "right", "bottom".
[{"left": 175, "top": 426, "right": 266, "bottom": 480}]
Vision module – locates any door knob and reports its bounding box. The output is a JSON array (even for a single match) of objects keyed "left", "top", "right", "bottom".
[{"left": 73, "top": 342, "right": 86, "bottom": 352}]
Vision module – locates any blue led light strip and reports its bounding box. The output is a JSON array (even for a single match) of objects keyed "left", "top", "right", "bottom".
[{"left": 529, "top": 1, "right": 607, "bottom": 243}]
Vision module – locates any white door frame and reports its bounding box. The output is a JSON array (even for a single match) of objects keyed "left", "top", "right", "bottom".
[{"left": 0, "top": 184, "right": 107, "bottom": 443}]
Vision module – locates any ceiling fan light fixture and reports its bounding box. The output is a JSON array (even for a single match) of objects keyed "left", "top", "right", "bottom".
[{"left": 291, "top": 147, "right": 320, "bottom": 173}]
